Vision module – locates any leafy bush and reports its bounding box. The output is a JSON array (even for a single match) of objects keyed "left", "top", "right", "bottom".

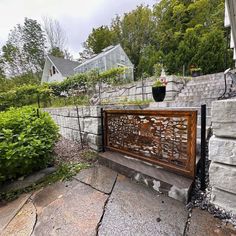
[
  {"left": 0, "top": 84, "right": 51, "bottom": 111},
  {"left": 0, "top": 106, "right": 59, "bottom": 183},
  {"left": 0, "top": 73, "right": 40, "bottom": 93}
]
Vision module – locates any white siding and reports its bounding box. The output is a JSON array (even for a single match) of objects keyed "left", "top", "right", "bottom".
[{"left": 41, "top": 58, "right": 65, "bottom": 83}]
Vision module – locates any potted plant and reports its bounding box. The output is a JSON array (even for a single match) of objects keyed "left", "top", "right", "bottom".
[
  {"left": 152, "top": 78, "right": 167, "bottom": 102},
  {"left": 190, "top": 67, "right": 202, "bottom": 77}
]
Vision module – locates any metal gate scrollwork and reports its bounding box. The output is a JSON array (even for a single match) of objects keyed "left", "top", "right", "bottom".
[{"left": 104, "top": 110, "right": 197, "bottom": 178}]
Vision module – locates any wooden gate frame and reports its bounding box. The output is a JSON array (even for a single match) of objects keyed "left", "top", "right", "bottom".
[{"left": 103, "top": 109, "right": 197, "bottom": 179}]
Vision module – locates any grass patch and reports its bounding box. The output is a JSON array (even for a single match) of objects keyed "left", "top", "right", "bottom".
[
  {"left": 80, "top": 149, "right": 98, "bottom": 162},
  {"left": 47, "top": 95, "right": 90, "bottom": 108},
  {"left": 102, "top": 98, "right": 153, "bottom": 105}
]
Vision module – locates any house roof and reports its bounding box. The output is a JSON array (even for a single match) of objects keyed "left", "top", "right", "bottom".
[
  {"left": 74, "top": 44, "right": 122, "bottom": 70},
  {"left": 47, "top": 55, "right": 79, "bottom": 77}
]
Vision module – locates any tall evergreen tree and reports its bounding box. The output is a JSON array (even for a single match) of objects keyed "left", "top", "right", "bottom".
[{"left": 1, "top": 18, "right": 46, "bottom": 77}]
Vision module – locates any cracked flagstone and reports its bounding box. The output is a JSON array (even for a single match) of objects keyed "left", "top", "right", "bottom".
[
  {"left": 0, "top": 193, "right": 31, "bottom": 232},
  {"left": 73, "top": 164, "right": 118, "bottom": 194},
  {"left": 1, "top": 166, "right": 235, "bottom": 236},
  {"left": 32, "top": 180, "right": 108, "bottom": 236},
  {"left": 98, "top": 175, "right": 189, "bottom": 236},
  {"left": 1, "top": 201, "right": 36, "bottom": 236}
]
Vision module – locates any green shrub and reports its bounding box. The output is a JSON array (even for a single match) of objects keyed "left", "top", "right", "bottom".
[
  {"left": 0, "top": 106, "right": 59, "bottom": 183},
  {"left": 0, "top": 85, "right": 51, "bottom": 111}
]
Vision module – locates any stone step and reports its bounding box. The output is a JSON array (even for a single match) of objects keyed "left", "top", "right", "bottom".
[
  {"left": 181, "top": 90, "right": 225, "bottom": 96},
  {"left": 186, "top": 81, "right": 231, "bottom": 86},
  {"left": 177, "top": 96, "right": 221, "bottom": 101},
  {"left": 184, "top": 82, "right": 227, "bottom": 87},
  {"left": 187, "top": 78, "right": 231, "bottom": 86},
  {"left": 182, "top": 90, "right": 228, "bottom": 96},
  {"left": 187, "top": 75, "right": 227, "bottom": 84},
  {"left": 179, "top": 88, "right": 224, "bottom": 94},
  {"left": 98, "top": 151, "right": 200, "bottom": 203},
  {"left": 181, "top": 89, "right": 225, "bottom": 96}
]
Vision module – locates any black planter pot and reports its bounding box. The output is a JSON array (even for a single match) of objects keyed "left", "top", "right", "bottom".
[
  {"left": 191, "top": 71, "right": 201, "bottom": 77},
  {"left": 152, "top": 86, "right": 166, "bottom": 102}
]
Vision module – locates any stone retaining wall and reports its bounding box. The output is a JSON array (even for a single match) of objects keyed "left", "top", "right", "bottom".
[
  {"left": 45, "top": 105, "right": 147, "bottom": 151},
  {"left": 45, "top": 106, "right": 102, "bottom": 151},
  {"left": 209, "top": 99, "right": 236, "bottom": 214},
  {"left": 99, "top": 75, "right": 187, "bottom": 103}
]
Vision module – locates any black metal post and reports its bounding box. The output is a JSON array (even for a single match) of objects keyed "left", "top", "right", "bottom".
[
  {"left": 200, "top": 104, "right": 206, "bottom": 191},
  {"left": 37, "top": 93, "right": 40, "bottom": 117},
  {"left": 101, "top": 108, "right": 105, "bottom": 152},
  {"left": 75, "top": 105, "right": 84, "bottom": 149},
  {"left": 141, "top": 76, "right": 144, "bottom": 101}
]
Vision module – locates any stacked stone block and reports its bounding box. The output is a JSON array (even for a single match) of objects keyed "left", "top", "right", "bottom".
[
  {"left": 44, "top": 105, "right": 146, "bottom": 152},
  {"left": 100, "top": 76, "right": 186, "bottom": 103},
  {"left": 44, "top": 106, "right": 102, "bottom": 151},
  {"left": 209, "top": 99, "right": 236, "bottom": 214}
]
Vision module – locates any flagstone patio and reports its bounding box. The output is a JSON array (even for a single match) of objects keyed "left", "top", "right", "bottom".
[{"left": 0, "top": 165, "right": 235, "bottom": 236}]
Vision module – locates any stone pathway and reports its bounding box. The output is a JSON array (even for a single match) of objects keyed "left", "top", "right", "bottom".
[{"left": 0, "top": 165, "right": 235, "bottom": 236}]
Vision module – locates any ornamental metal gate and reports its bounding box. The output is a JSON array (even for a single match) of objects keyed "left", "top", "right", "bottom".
[{"left": 102, "top": 109, "right": 197, "bottom": 179}]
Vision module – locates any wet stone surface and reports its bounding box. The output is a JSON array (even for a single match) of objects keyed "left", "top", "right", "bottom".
[
  {"left": 2, "top": 201, "right": 36, "bottom": 236},
  {"left": 0, "top": 193, "right": 31, "bottom": 232},
  {"left": 1, "top": 166, "right": 235, "bottom": 236},
  {"left": 187, "top": 208, "right": 236, "bottom": 236},
  {"left": 98, "top": 175, "right": 189, "bottom": 236},
  {"left": 74, "top": 164, "right": 117, "bottom": 194},
  {"left": 32, "top": 180, "right": 108, "bottom": 236}
]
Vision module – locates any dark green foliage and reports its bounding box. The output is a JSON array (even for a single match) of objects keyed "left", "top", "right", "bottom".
[
  {"left": 0, "top": 73, "right": 40, "bottom": 93},
  {"left": 48, "top": 68, "right": 126, "bottom": 95},
  {"left": 1, "top": 18, "right": 46, "bottom": 77},
  {"left": 22, "top": 18, "right": 46, "bottom": 73},
  {"left": 59, "top": 73, "right": 88, "bottom": 93},
  {"left": 0, "top": 107, "right": 59, "bottom": 183},
  {"left": 50, "top": 47, "right": 65, "bottom": 58},
  {"left": 84, "top": 0, "right": 233, "bottom": 77},
  {"left": 0, "top": 85, "right": 51, "bottom": 111},
  {"left": 86, "top": 26, "right": 115, "bottom": 54},
  {"left": 0, "top": 68, "right": 124, "bottom": 110},
  {"left": 49, "top": 95, "right": 90, "bottom": 107}
]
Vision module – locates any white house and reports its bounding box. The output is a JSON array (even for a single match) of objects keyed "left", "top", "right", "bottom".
[
  {"left": 74, "top": 44, "right": 134, "bottom": 80},
  {"left": 225, "top": 0, "right": 236, "bottom": 65},
  {"left": 41, "top": 55, "right": 79, "bottom": 83},
  {"left": 41, "top": 44, "right": 134, "bottom": 83}
]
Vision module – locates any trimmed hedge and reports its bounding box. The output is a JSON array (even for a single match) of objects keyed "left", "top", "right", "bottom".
[{"left": 0, "top": 107, "right": 59, "bottom": 183}]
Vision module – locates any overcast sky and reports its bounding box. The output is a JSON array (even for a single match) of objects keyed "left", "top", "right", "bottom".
[{"left": 0, "top": 0, "right": 156, "bottom": 58}]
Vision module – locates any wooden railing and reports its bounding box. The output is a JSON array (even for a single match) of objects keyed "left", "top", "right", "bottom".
[{"left": 103, "top": 109, "right": 197, "bottom": 178}]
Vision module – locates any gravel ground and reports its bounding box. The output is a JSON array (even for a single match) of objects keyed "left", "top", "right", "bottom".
[
  {"left": 187, "top": 153, "right": 236, "bottom": 228},
  {"left": 52, "top": 137, "right": 98, "bottom": 166}
]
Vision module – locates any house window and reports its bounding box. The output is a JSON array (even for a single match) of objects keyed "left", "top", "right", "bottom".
[
  {"left": 50, "top": 66, "right": 57, "bottom": 76},
  {"left": 52, "top": 66, "right": 56, "bottom": 75}
]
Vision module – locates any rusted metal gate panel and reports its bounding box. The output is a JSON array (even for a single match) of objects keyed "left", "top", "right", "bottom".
[{"left": 103, "top": 110, "right": 197, "bottom": 178}]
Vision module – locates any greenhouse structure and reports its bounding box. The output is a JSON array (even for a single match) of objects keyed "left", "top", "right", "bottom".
[{"left": 74, "top": 44, "right": 134, "bottom": 81}]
